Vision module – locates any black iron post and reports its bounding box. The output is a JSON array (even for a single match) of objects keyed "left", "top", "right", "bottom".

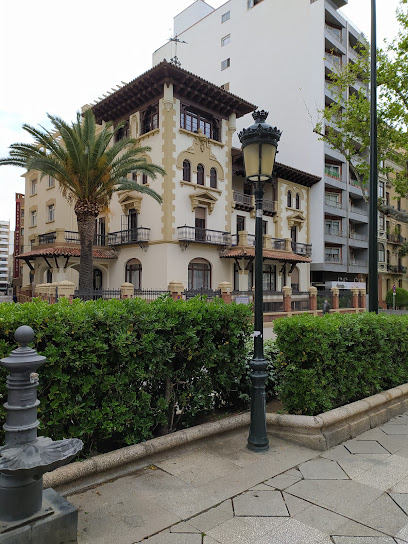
[
  {"left": 368, "top": 0, "right": 378, "bottom": 312},
  {"left": 238, "top": 111, "right": 281, "bottom": 453}
]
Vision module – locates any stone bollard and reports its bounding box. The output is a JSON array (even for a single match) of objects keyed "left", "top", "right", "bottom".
[
  {"left": 0, "top": 326, "right": 83, "bottom": 542},
  {"left": 218, "top": 281, "right": 232, "bottom": 303},
  {"left": 168, "top": 280, "right": 184, "bottom": 301},
  {"left": 120, "top": 282, "right": 134, "bottom": 299}
]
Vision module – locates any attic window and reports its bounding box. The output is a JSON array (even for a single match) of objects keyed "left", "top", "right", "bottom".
[
  {"left": 141, "top": 104, "right": 159, "bottom": 135},
  {"left": 180, "top": 104, "right": 220, "bottom": 142}
]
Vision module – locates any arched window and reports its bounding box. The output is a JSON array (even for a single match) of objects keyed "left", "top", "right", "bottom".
[
  {"left": 295, "top": 193, "right": 300, "bottom": 210},
  {"left": 197, "top": 164, "right": 205, "bottom": 185},
  {"left": 210, "top": 168, "right": 217, "bottom": 189},
  {"left": 183, "top": 160, "right": 191, "bottom": 182},
  {"left": 291, "top": 266, "right": 300, "bottom": 292},
  {"left": 93, "top": 269, "right": 102, "bottom": 290},
  {"left": 188, "top": 258, "right": 211, "bottom": 289},
  {"left": 125, "top": 259, "right": 142, "bottom": 289},
  {"left": 46, "top": 269, "right": 52, "bottom": 284},
  {"left": 287, "top": 191, "right": 292, "bottom": 208},
  {"left": 263, "top": 264, "right": 276, "bottom": 291},
  {"left": 378, "top": 243, "right": 385, "bottom": 262}
]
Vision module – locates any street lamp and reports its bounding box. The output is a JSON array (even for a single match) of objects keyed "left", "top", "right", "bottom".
[{"left": 238, "top": 110, "right": 282, "bottom": 452}]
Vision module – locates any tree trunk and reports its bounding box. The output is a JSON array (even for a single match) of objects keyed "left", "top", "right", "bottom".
[{"left": 75, "top": 201, "right": 99, "bottom": 291}]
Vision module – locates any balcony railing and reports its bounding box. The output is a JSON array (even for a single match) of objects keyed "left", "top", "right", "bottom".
[
  {"left": 349, "top": 205, "right": 368, "bottom": 216},
  {"left": 38, "top": 232, "right": 56, "bottom": 245},
  {"left": 349, "top": 259, "right": 368, "bottom": 268},
  {"left": 325, "top": 24, "right": 343, "bottom": 43},
  {"left": 233, "top": 192, "right": 252, "bottom": 208},
  {"left": 65, "top": 231, "right": 80, "bottom": 244},
  {"left": 177, "top": 226, "right": 231, "bottom": 246},
  {"left": 387, "top": 233, "right": 406, "bottom": 244},
  {"left": 325, "top": 255, "right": 343, "bottom": 264},
  {"left": 262, "top": 200, "right": 276, "bottom": 215},
  {"left": 324, "top": 167, "right": 341, "bottom": 180},
  {"left": 108, "top": 228, "right": 150, "bottom": 245},
  {"left": 387, "top": 264, "right": 398, "bottom": 273},
  {"left": 292, "top": 242, "right": 312, "bottom": 257},
  {"left": 325, "top": 199, "right": 343, "bottom": 210},
  {"left": 325, "top": 227, "right": 343, "bottom": 237},
  {"left": 349, "top": 232, "right": 368, "bottom": 242}
]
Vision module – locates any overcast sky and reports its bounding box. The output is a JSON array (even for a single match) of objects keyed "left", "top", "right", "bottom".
[{"left": 0, "top": 0, "right": 401, "bottom": 232}]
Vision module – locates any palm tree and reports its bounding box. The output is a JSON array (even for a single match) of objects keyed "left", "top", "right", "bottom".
[{"left": 0, "top": 109, "right": 164, "bottom": 290}]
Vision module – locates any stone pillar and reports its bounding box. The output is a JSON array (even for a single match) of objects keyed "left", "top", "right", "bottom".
[
  {"left": 331, "top": 287, "right": 339, "bottom": 310},
  {"left": 238, "top": 270, "right": 249, "bottom": 291},
  {"left": 283, "top": 286, "right": 292, "bottom": 313},
  {"left": 55, "top": 228, "right": 65, "bottom": 244},
  {"left": 284, "top": 238, "right": 292, "bottom": 251},
  {"left": 120, "top": 282, "right": 135, "bottom": 299},
  {"left": 359, "top": 288, "right": 367, "bottom": 310},
  {"left": 309, "top": 286, "right": 317, "bottom": 313},
  {"left": 48, "top": 282, "right": 58, "bottom": 304},
  {"left": 238, "top": 231, "right": 248, "bottom": 247},
  {"left": 168, "top": 280, "right": 184, "bottom": 301},
  {"left": 218, "top": 281, "right": 232, "bottom": 303},
  {"left": 58, "top": 281, "right": 75, "bottom": 301},
  {"left": 263, "top": 234, "right": 272, "bottom": 250},
  {"left": 351, "top": 288, "right": 360, "bottom": 310}
]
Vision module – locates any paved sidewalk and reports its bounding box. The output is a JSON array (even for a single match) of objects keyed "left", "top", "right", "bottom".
[{"left": 69, "top": 413, "right": 408, "bottom": 544}]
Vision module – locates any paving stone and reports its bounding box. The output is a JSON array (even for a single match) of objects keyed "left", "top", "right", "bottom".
[
  {"left": 145, "top": 532, "right": 202, "bottom": 543},
  {"left": 344, "top": 440, "right": 390, "bottom": 455},
  {"left": 331, "top": 538, "right": 396, "bottom": 544},
  {"left": 338, "top": 455, "right": 387, "bottom": 480},
  {"left": 250, "top": 484, "right": 277, "bottom": 491},
  {"left": 203, "top": 537, "right": 221, "bottom": 544},
  {"left": 170, "top": 521, "right": 202, "bottom": 533},
  {"left": 390, "top": 475, "right": 408, "bottom": 493},
  {"left": 376, "top": 435, "right": 408, "bottom": 454},
  {"left": 382, "top": 425, "right": 408, "bottom": 435},
  {"left": 356, "top": 428, "right": 387, "bottom": 440},
  {"left": 389, "top": 415, "right": 408, "bottom": 425},
  {"left": 233, "top": 490, "right": 289, "bottom": 517},
  {"left": 207, "top": 516, "right": 286, "bottom": 544},
  {"left": 253, "top": 518, "right": 330, "bottom": 543},
  {"left": 351, "top": 455, "right": 408, "bottom": 491},
  {"left": 189, "top": 500, "right": 234, "bottom": 533},
  {"left": 298, "top": 459, "right": 349, "bottom": 480},
  {"left": 390, "top": 493, "right": 408, "bottom": 516},
  {"left": 349, "top": 492, "right": 408, "bottom": 536},
  {"left": 264, "top": 469, "right": 303, "bottom": 490},
  {"left": 321, "top": 445, "right": 354, "bottom": 461},
  {"left": 294, "top": 504, "right": 351, "bottom": 534},
  {"left": 282, "top": 492, "right": 311, "bottom": 516},
  {"left": 333, "top": 519, "right": 385, "bottom": 537}
]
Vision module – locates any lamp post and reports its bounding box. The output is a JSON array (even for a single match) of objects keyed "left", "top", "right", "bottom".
[{"left": 238, "top": 110, "right": 282, "bottom": 452}]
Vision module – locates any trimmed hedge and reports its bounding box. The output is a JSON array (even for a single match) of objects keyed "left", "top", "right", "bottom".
[
  {"left": 0, "top": 297, "right": 254, "bottom": 454},
  {"left": 385, "top": 287, "right": 408, "bottom": 308},
  {"left": 274, "top": 312, "right": 408, "bottom": 416}
]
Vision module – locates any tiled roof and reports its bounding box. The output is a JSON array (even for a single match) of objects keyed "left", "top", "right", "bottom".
[
  {"left": 221, "top": 247, "right": 311, "bottom": 263},
  {"left": 18, "top": 246, "right": 117, "bottom": 260}
]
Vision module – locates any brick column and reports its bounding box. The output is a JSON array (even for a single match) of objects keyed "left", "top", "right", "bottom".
[
  {"left": 351, "top": 288, "right": 360, "bottom": 310},
  {"left": 359, "top": 288, "right": 366, "bottom": 310},
  {"left": 218, "top": 281, "right": 232, "bottom": 303},
  {"left": 168, "top": 280, "right": 184, "bottom": 301},
  {"left": 58, "top": 281, "right": 75, "bottom": 300},
  {"left": 120, "top": 282, "right": 134, "bottom": 299},
  {"left": 331, "top": 287, "right": 339, "bottom": 310},
  {"left": 283, "top": 286, "right": 292, "bottom": 313},
  {"left": 309, "top": 286, "right": 317, "bottom": 313}
]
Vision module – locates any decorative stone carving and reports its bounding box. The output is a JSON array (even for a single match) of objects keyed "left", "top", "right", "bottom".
[{"left": 189, "top": 190, "right": 218, "bottom": 215}]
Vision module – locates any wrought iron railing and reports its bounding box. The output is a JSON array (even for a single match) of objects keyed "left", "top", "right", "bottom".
[
  {"left": 387, "top": 264, "right": 398, "bottom": 273},
  {"left": 38, "top": 232, "right": 56, "bottom": 245},
  {"left": 74, "top": 288, "right": 121, "bottom": 301},
  {"left": 387, "top": 233, "right": 406, "bottom": 244},
  {"left": 108, "top": 228, "right": 150, "bottom": 245},
  {"left": 134, "top": 289, "right": 170, "bottom": 301},
  {"left": 184, "top": 288, "right": 221, "bottom": 300},
  {"left": 65, "top": 231, "right": 80, "bottom": 244},
  {"left": 177, "top": 226, "right": 231, "bottom": 246}
]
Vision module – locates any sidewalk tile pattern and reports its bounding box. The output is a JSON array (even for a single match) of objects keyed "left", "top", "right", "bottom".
[{"left": 68, "top": 416, "right": 408, "bottom": 543}]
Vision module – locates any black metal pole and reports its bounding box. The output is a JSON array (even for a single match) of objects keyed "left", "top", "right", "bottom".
[
  {"left": 368, "top": 0, "right": 378, "bottom": 312},
  {"left": 247, "top": 181, "right": 269, "bottom": 452}
]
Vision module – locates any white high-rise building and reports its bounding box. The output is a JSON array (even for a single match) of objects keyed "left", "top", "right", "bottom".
[
  {"left": 153, "top": 0, "right": 369, "bottom": 286},
  {"left": 0, "top": 220, "right": 10, "bottom": 293}
]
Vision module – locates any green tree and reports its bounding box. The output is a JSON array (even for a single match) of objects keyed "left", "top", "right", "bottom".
[
  {"left": 0, "top": 109, "right": 164, "bottom": 290},
  {"left": 314, "top": 0, "right": 408, "bottom": 223}
]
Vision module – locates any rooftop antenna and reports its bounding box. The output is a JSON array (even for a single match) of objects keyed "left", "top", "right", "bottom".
[{"left": 167, "top": 33, "right": 187, "bottom": 66}]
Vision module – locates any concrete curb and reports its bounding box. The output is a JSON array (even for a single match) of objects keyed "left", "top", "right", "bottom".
[{"left": 45, "top": 384, "right": 408, "bottom": 495}]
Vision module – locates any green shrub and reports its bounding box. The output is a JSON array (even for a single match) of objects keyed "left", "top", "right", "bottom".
[
  {"left": 0, "top": 297, "right": 253, "bottom": 454},
  {"left": 385, "top": 287, "right": 408, "bottom": 308},
  {"left": 273, "top": 312, "right": 408, "bottom": 415}
]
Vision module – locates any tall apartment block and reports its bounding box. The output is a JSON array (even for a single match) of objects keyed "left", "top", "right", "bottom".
[
  {"left": 153, "top": 0, "right": 370, "bottom": 286},
  {"left": 0, "top": 220, "right": 10, "bottom": 293},
  {"left": 13, "top": 193, "right": 25, "bottom": 295}
]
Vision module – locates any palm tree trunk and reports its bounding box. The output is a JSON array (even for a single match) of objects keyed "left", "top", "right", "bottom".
[{"left": 75, "top": 203, "right": 99, "bottom": 291}]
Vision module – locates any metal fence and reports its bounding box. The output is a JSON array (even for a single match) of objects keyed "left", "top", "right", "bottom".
[
  {"left": 184, "top": 288, "right": 221, "bottom": 300},
  {"left": 291, "top": 293, "right": 310, "bottom": 311},
  {"left": 134, "top": 289, "right": 170, "bottom": 302},
  {"left": 339, "top": 289, "right": 353, "bottom": 309},
  {"left": 316, "top": 290, "right": 332, "bottom": 310},
  {"left": 74, "top": 289, "right": 121, "bottom": 301}
]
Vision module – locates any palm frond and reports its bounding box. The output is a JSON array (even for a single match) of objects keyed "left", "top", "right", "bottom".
[{"left": 115, "top": 180, "right": 163, "bottom": 204}]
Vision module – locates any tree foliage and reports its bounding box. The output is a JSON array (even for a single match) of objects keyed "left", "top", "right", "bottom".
[
  {"left": 0, "top": 109, "right": 165, "bottom": 289},
  {"left": 314, "top": 0, "right": 408, "bottom": 222}
]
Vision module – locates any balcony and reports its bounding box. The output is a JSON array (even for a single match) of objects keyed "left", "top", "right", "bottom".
[
  {"left": 349, "top": 259, "right": 368, "bottom": 269},
  {"left": 292, "top": 242, "right": 312, "bottom": 257},
  {"left": 387, "top": 264, "right": 398, "bottom": 273},
  {"left": 349, "top": 232, "right": 368, "bottom": 242},
  {"left": 325, "top": 255, "right": 344, "bottom": 265},
  {"left": 262, "top": 199, "right": 276, "bottom": 216},
  {"left": 177, "top": 226, "right": 231, "bottom": 246},
  {"left": 325, "top": 24, "right": 343, "bottom": 44},
  {"left": 233, "top": 191, "right": 252, "bottom": 211},
  {"left": 108, "top": 228, "right": 150, "bottom": 246},
  {"left": 325, "top": 227, "right": 344, "bottom": 237},
  {"left": 387, "top": 233, "right": 406, "bottom": 245},
  {"left": 38, "top": 232, "right": 56, "bottom": 245}
]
